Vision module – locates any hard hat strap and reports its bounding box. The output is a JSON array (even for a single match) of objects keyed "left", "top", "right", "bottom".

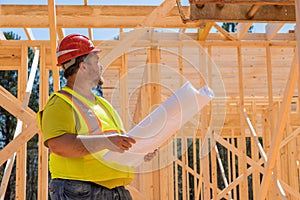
[{"left": 62, "top": 58, "right": 76, "bottom": 70}]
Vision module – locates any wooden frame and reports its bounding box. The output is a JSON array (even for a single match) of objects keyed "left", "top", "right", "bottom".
[{"left": 0, "top": 1, "right": 299, "bottom": 199}]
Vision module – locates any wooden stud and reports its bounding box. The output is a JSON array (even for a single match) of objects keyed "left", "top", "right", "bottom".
[
  {"left": 88, "top": 28, "right": 93, "bottom": 40},
  {"left": 119, "top": 54, "right": 129, "bottom": 130},
  {"left": 15, "top": 44, "right": 28, "bottom": 200},
  {"left": 48, "top": 0, "right": 60, "bottom": 91},
  {"left": 258, "top": 51, "right": 299, "bottom": 200},
  {"left": 296, "top": 0, "right": 300, "bottom": 114},
  {"left": 37, "top": 44, "right": 49, "bottom": 200},
  {"left": 237, "top": 45, "right": 248, "bottom": 199}
]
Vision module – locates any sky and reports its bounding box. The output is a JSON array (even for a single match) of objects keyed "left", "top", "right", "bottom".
[{"left": 0, "top": 0, "right": 296, "bottom": 40}]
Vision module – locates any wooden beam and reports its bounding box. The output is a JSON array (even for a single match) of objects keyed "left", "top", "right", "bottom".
[
  {"left": 280, "top": 127, "right": 300, "bottom": 149},
  {"left": 0, "top": 86, "right": 37, "bottom": 125},
  {"left": 24, "top": 28, "right": 35, "bottom": 40},
  {"left": 247, "top": 5, "right": 261, "bottom": 19},
  {"left": 119, "top": 54, "right": 129, "bottom": 130},
  {"left": 244, "top": 108, "right": 288, "bottom": 198},
  {"left": 139, "top": 0, "right": 176, "bottom": 27},
  {"left": 237, "top": 23, "right": 253, "bottom": 40},
  {"left": 15, "top": 45, "right": 28, "bottom": 200},
  {"left": 213, "top": 23, "right": 235, "bottom": 40},
  {"left": 215, "top": 144, "right": 233, "bottom": 199},
  {"left": 37, "top": 44, "right": 49, "bottom": 200},
  {"left": 237, "top": 45, "right": 248, "bottom": 199},
  {"left": 189, "top": 0, "right": 295, "bottom": 5},
  {"left": 48, "top": 0, "right": 60, "bottom": 91},
  {"left": 0, "top": 122, "right": 38, "bottom": 167},
  {"left": 257, "top": 52, "right": 299, "bottom": 200},
  {"left": 190, "top": 4, "right": 295, "bottom": 22},
  {"left": 0, "top": 5, "right": 200, "bottom": 28},
  {"left": 296, "top": 0, "right": 300, "bottom": 113},
  {"left": 0, "top": 36, "right": 297, "bottom": 48},
  {"left": 214, "top": 131, "right": 266, "bottom": 173},
  {"left": 57, "top": 27, "right": 65, "bottom": 41},
  {"left": 265, "top": 23, "right": 284, "bottom": 40},
  {"left": 278, "top": 179, "right": 300, "bottom": 199},
  {"left": 101, "top": 0, "right": 176, "bottom": 69},
  {"left": 88, "top": 28, "right": 93, "bottom": 40},
  {"left": 243, "top": 108, "right": 267, "bottom": 161},
  {"left": 198, "top": 22, "right": 213, "bottom": 41}
]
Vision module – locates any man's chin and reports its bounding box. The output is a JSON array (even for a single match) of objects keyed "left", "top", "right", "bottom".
[{"left": 98, "top": 79, "right": 104, "bottom": 86}]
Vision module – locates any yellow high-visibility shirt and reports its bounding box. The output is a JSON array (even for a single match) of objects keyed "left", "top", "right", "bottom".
[{"left": 37, "top": 87, "right": 134, "bottom": 189}]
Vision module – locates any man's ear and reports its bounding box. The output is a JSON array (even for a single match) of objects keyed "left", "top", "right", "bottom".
[{"left": 79, "top": 61, "right": 86, "bottom": 70}]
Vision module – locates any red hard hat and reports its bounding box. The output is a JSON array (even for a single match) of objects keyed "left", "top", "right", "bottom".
[{"left": 56, "top": 34, "right": 101, "bottom": 66}]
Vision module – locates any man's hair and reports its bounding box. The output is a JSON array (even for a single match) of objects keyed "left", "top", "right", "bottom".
[{"left": 63, "top": 54, "right": 88, "bottom": 79}]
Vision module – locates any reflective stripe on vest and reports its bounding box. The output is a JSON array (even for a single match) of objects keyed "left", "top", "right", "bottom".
[{"left": 57, "top": 90, "right": 102, "bottom": 135}]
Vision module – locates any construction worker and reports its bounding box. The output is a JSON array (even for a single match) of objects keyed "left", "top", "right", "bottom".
[{"left": 37, "top": 34, "right": 156, "bottom": 199}]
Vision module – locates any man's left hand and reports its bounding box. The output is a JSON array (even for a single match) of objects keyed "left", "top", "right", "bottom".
[{"left": 144, "top": 149, "right": 158, "bottom": 162}]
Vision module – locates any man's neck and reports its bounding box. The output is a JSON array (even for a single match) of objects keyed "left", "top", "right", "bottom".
[{"left": 66, "top": 80, "right": 95, "bottom": 102}]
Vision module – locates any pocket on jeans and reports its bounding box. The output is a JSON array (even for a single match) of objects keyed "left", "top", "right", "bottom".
[
  {"left": 63, "top": 180, "right": 91, "bottom": 199},
  {"left": 49, "top": 180, "right": 59, "bottom": 200}
]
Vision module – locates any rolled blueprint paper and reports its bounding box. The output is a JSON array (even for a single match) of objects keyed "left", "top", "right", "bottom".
[{"left": 103, "top": 81, "right": 214, "bottom": 166}]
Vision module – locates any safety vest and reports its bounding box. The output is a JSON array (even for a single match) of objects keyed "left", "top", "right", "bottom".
[{"left": 37, "top": 87, "right": 134, "bottom": 189}]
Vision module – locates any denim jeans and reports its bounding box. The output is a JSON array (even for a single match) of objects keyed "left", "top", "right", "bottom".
[{"left": 49, "top": 179, "right": 132, "bottom": 200}]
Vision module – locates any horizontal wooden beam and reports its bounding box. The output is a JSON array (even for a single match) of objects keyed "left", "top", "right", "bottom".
[
  {"left": 189, "top": 0, "right": 295, "bottom": 5},
  {"left": 0, "top": 36, "right": 296, "bottom": 51},
  {"left": 190, "top": 4, "right": 295, "bottom": 22},
  {"left": 0, "top": 5, "right": 198, "bottom": 28}
]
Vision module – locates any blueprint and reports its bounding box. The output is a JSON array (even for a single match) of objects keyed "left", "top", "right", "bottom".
[{"left": 102, "top": 81, "right": 214, "bottom": 167}]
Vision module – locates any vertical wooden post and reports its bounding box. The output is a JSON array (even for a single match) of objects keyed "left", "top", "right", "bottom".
[
  {"left": 265, "top": 44, "right": 277, "bottom": 199},
  {"left": 48, "top": 0, "right": 60, "bottom": 91},
  {"left": 15, "top": 44, "right": 28, "bottom": 200},
  {"left": 237, "top": 45, "right": 248, "bottom": 199},
  {"left": 249, "top": 103, "right": 261, "bottom": 199},
  {"left": 38, "top": 45, "right": 49, "bottom": 200},
  {"left": 119, "top": 54, "right": 129, "bottom": 131},
  {"left": 286, "top": 119, "right": 299, "bottom": 200},
  {"left": 149, "top": 47, "right": 161, "bottom": 200},
  {"left": 182, "top": 137, "right": 187, "bottom": 200},
  {"left": 138, "top": 46, "right": 161, "bottom": 200},
  {"left": 200, "top": 47, "right": 210, "bottom": 200},
  {"left": 295, "top": 0, "right": 300, "bottom": 107},
  {"left": 175, "top": 43, "right": 184, "bottom": 200}
]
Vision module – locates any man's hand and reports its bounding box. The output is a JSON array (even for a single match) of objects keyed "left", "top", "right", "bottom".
[
  {"left": 47, "top": 133, "right": 136, "bottom": 158},
  {"left": 144, "top": 149, "right": 158, "bottom": 162},
  {"left": 107, "top": 134, "right": 136, "bottom": 153}
]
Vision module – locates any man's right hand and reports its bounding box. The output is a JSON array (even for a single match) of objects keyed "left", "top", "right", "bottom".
[{"left": 107, "top": 134, "right": 136, "bottom": 153}]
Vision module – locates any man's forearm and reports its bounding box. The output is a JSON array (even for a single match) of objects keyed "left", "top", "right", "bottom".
[{"left": 47, "top": 133, "right": 135, "bottom": 158}]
